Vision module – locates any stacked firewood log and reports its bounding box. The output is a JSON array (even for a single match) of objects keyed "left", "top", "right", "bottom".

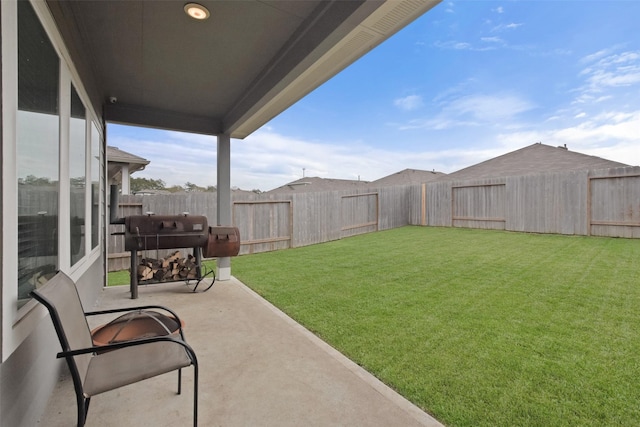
[{"left": 137, "top": 250, "right": 198, "bottom": 282}]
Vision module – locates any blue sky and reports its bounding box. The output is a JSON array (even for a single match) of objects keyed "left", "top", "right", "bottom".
[{"left": 109, "top": 1, "right": 640, "bottom": 191}]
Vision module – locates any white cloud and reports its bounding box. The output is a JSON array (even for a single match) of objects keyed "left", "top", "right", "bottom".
[
  {"left": 581, "top": 48, "right": 615, "bottom": 64},
  {"left": 109, "top": 131, "right": 217, "bottom": 181},
  {"left": 481, "top": 36, "right": 503, "bottom": 44},
  {"left": 432, "top": 78, "right": 478, "bottom": 104},
  {"left": 491, "top": 22, "right": 523, "bottom": 32},
  {"left": 237, "top": 130, "right": 428, "bottom": 188},
  {"left": 552, "top": 111, "right": 640, "bottom": 145},
  {"left": 434, "top": 40, "right": 472, "bottom": 50},
  {"left": 495, "top": 109, "right": 640, "bottom": 166},
  {"left": 578, "top": 49, "right": 640, "bottom": 96},
  {"left": 445, "top": 93, "right": 534, "bottom": 122},
  {"left": 434, "top": 39, "right": 500, "bottom": 52},
  {"left": 395, "top": 92, "right": 534, "bottom": 131},
  {"left": 445, "top": 1, "right": 455, "bottom": 13},
  {"left": 394, "top": 95, "right": 424, "bottom": 111},
  {"left": 396, "top": 117, "right": 479, "bottom": 131}
]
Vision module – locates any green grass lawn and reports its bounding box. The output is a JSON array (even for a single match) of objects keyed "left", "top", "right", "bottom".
[
  {"left": 227, "top": 226, "right": 640, "bottom": 427},
  {"left": 108, "top": 268, "right": 130, "bottom": 286}
]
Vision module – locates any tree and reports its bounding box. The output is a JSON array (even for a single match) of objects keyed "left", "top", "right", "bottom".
[
  {"left": 166, "top": 185, "right": 185, "bottom": 193},
  {"left": 184, "top": 182, "right": 210, "bottom": 192},
  {"left": 184, "top": 182, "right": 198, "bottom": 192},
  {"left": 19, "top": 175, "right": 53, "bottom": 186},
  {"left": 130, "top": 177, "right": 166, "bottom": 193}
]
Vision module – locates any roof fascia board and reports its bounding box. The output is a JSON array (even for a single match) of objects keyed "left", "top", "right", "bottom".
[{"left": 105, "top": 103, "right": 222, "bottom": 135}]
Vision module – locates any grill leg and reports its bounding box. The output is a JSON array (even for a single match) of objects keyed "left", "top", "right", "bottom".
[
  {"left": 130, "top": 249, "right": 138, "bottom": 299},
  {"left": 194, "top": 247, "right": 202, "bottom": 279}
]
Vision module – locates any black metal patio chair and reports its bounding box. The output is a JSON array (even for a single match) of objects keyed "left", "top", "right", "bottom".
[{"left": 31, "top": 271, "right": 198, "bottom": 427}]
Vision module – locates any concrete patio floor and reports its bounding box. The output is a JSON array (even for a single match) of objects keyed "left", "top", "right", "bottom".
[{"left": 37, "top": 277, "right": 443, "bottom": 427}]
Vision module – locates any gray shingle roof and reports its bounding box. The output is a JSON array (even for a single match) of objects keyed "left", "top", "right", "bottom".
[
  {"left": 371, "top": 168, "right": 446, "bottom": 186},
  {"left": 107, "top": 146, "right": 150, "bottom": 168},
  {"left": 266, "top": 177, "right": 370, "bottom": 194},
  {"left": 440, "top": 143, "right": 629, "bottom": 181}
]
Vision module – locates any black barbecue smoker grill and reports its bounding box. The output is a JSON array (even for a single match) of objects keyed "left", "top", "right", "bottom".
[
  {"left": 111, "top": 187, "right": 240, "bottom": 299},
  {"left": 118, "top": 214, "right": 241, "bottom": 298},
  {"left": 124, "top": 214, "right": 209, "bottom": 298}
]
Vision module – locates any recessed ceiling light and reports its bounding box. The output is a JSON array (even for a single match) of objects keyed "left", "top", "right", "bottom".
[{"left": 184, "top": 3, "right": 210, "bottom": 20}]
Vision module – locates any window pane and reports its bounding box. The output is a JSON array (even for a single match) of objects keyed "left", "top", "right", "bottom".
[
  {"left": 17, "top": 1, "right": 60, "bottom": 306},
  {"left": 91, "top": 124, "right": 101, "bottom": 249},
  {"left": 70, "top": 85, "right": 86, "bottom": 265}
]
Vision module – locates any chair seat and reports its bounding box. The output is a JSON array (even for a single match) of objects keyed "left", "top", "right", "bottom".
[{"left": 83, "top": 340, "right": 192, "bottom": 396}]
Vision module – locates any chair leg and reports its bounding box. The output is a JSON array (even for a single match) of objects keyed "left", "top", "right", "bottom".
[
  {"left": 85, "top": 397, "right": 91, "bottom": 423},
  {"left": 193, "top": 363, "right": 199, "bottom": 427},
  {"left": 178, "top": 368, "right": 182, "bottom": 395},
  {"left": 76, "top": 395, "right": 90, "bottom": 427},
  {"left": 76, "top": 395, "right": 84, "bottom": 427}
]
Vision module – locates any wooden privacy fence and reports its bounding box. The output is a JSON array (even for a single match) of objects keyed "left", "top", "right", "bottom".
[
  {"left": 108, "top": 165, "right": 640, "bottom": 271},
  {"left": 414, "top": 165, "right": 640, "bottom": 238},
  {"left": 108, "top": 186, "right": 409, "bottom": 271}
]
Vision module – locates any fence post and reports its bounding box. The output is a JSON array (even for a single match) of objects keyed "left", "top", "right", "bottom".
[{"left": 421, "top": 183, "right": 426, "bottom": 226}]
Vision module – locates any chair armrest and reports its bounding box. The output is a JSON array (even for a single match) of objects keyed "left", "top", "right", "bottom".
[
  {"left": 85, "top": 305, "right": 183, "bottom": 328},
  {"left": 57, "top": 335, "right": 198, "bottom": 363}
]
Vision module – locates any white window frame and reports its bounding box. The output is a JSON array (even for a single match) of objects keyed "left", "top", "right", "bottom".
[{"left": 1, "top": 0, "right": 104, "bottom": 361}]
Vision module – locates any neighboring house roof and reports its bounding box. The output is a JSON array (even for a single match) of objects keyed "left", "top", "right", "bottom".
[
  {"left": 107, "top": 146, "right": 150, "bottom": 183},
  {"left": 266, "top": 177, "right": 370, "bottom": 194},
  {"left": 441, "top": 143, "right": 629, "bottom": 181},
  {"left": 370, "top": 168, "right": 446, "bottom": 186},
  {"left": 232, "top": 188, "right": 260, "bottom": 195},
  {"left": 132, "top": 189, "right": 172, "bottom": 196},
  {"left": 107, "top": 146, "right": 150, "bottom": 168}
]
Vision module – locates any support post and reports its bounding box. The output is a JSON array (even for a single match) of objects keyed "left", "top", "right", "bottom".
[
  {"left": 121, "top": 164, "right": 130, "bottom": 195},
  {"left": 216, "top": 134, "right": 232, "bottom": 280}
]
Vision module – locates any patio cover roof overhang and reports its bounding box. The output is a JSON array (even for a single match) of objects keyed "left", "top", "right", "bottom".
[{"left": 47, "top": 0, "right": 440, "bottom": 138}]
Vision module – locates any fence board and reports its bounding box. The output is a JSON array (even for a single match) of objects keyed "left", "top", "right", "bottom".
[
  {"left": 375, "top": 185, "right": 412, "bottom": 229},
  {"left": 341, "top": 192, "right": 378, "bottom": 237},
  {"left": 506, "top": 171, "right": 587, "bottom": 235},
  {"left": 233, "top": 200, "right": 292, "bottom": 254},
  {"left": 425, "top": 181, "right": 452, "bottom": 227},
  {"left": 589, "top": 167, "right": 640, "bottom": 238},
  {"left": 452, "top": 182, "right": 506, "bottom": 230},
  {"left": 292, "top": 191, "right": 340, "bottom": 246}
]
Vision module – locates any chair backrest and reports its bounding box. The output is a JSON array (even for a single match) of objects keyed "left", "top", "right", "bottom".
[{"left": 31, "top": 272, "right": 94, "bottom": 385}]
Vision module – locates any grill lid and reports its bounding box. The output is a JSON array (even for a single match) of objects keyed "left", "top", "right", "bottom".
[{"left": 124, "top": 214, "right": 208, "bottom": 251}]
